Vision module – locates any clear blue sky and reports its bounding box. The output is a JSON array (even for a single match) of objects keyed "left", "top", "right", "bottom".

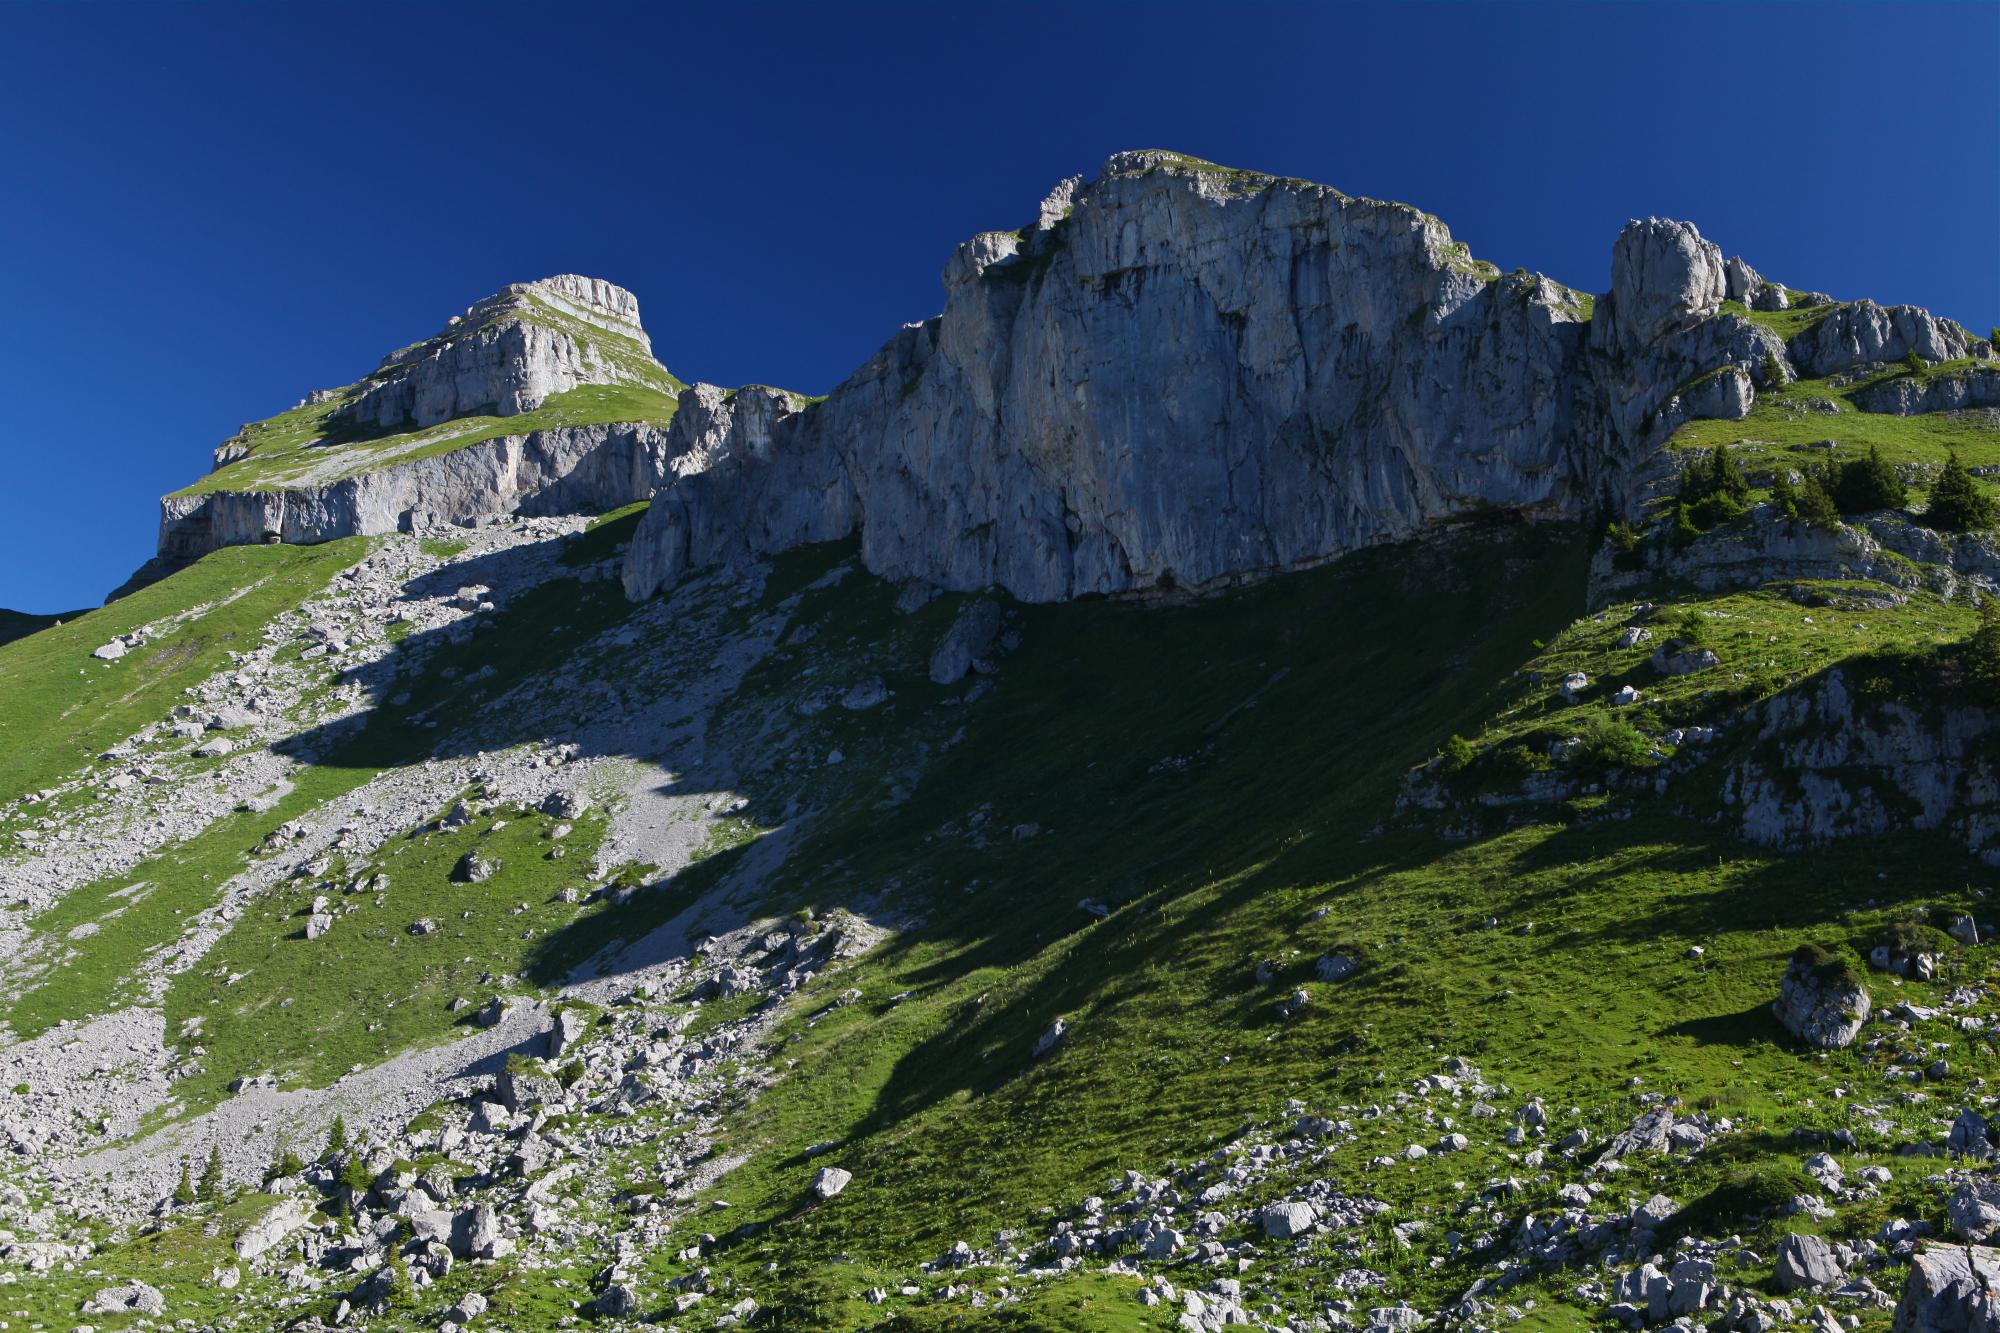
[{"left": 1, "top": 2, "right": 1994, "bottom": 612}]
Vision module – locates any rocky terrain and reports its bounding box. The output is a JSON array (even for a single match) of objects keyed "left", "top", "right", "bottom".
[{"left": 0, "top": 150, "right": 1995, "bottom": 1332}]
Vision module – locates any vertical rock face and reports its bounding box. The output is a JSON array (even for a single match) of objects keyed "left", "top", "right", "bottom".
[
  {"left": 1593, "top": 219, "right": 1727, "bottom": 356},
  {"left": 339, "top": 275, "right": 668, "bottom": 432},
  {"left": 1788, "top": 300, "right": 1977, "bottom": 378},
  {"left": 629, "top": 151, "right": 1614, "bottom": 602}
]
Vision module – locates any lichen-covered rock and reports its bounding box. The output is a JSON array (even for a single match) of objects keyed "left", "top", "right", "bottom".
[
  {"left": 1854, "top": 366, "right": 2000, "bottom": 416},
  {"left": 1773, "top": 945, "right": 1870, "bottom": 1049},
  {"left": 1893, "top": 1243, "right": 2000, "bottom": 1333},
  {"left": 1950, "top": 1176, "right": 2000, "bottom": 1242}
]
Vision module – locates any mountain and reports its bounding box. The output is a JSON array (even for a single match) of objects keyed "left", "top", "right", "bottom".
[{"left": 1, "top": 151, "right": 1997, "bottom": 1333}]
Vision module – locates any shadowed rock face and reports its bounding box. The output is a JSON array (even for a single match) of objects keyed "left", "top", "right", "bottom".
[{"left": 624, "top": 154, "right": 1796, "bottom": 604}]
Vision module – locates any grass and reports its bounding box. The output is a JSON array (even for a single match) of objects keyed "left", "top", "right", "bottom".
[
  {"left": 1669, "top": 357, "right": 2000, "bottom": 496},
  {"left": 175, "top": 382, "right": 682, "bottom": 496},
  {"left": 0, "top": 538, "right": 368, "bottom": 810},
  {"left": 162, "top": 802, "right": 610, "bottom": 1109}
]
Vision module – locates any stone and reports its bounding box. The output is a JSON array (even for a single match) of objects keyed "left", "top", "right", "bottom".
[
  {"left": 91, "top": 639, "right": 130, "bottom": 661},
  {"left": 1652, "top": 641, "right": 1721, "bottom": 675},
  {"left": 236, "top": 1198, "right": 312, "bottom": 1260},
  {"left": 447, "top": 1291, "right": 489, "bottom": 1323},
  {"left": 1949, "top": 1111, "right": 1993, "bottom": 1160},
  {"left": 547, "top": 1007, "right": 591, "bottom": 1058},
  {"left": 593, "top": 1284, "right": 639, "bottom": 1318},
  {"left": 1033, "top": 1018, "right": 1067, "bottom": 1058},
  {"left": 1560, "top": 672, "right": 1590, "bottom": 701},
  {"left": 539, "top": 789, "right": 591, "bottom": 820},
  {"left": 1261, "top": 1201, "right": 1319, "bottom": 1239},
  {"left": 811, "top": 1166, "right": 852, "bottom": 1200},
  {"left": 474, "top": 996, "right": 512, "bottom": 1029},
  {"left": 1948, "top": 1177, "right": 2000, "bottom": 1242},
  {"left": 928, "top": 602, "right": 1005, "bottom": 686},
  {"left": 497, "top": 1062, "right": 562, "bottom": 1112},
  {"left": 82, "top": 1281, "right": 166, "bottom": 1316},
  {"left": 1774, "top": 946, "right": 1871, "bottom": 1049},
  {"left": 1316, "top": 952, "right": 1359, "bottom": 983},
  {"left": 1775, "top": 1232, "right": 1843, "bottom": 1290},
  {"left": 305, "top": 912, "right": 334, "bottom": 939},
  {"left": 454, "top": 851, "right": 496, "bottom": 884},
  {"left": 1892, "top": 1243, "right": 2000, "bottom": 1333}
]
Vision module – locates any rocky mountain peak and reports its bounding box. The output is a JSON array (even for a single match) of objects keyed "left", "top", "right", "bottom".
[
  {"left": 336, "top": 274, "right": 673, "bottom": 434},
  {"left": 1595, "top": 217, "right": 1728, "bottom": 355}
]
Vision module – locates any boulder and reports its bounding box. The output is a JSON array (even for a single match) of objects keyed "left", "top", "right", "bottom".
[
  {"left": 235, "top": 1198, "right": 312, "bottom": 1260},
  {"left": 454, "top": 851, "right": 496, "bottom": 884},
  {"left": 1775, "top": 1232, "right": 1843, "bottom": 1290},
  {"left": 82, "top": 1281, "right": 166, "bottom": 1316},
  {"left": 811, "top": 1166, "right": 852, "bottom": 1200},
  {"left": 1652, "top": 640, "right": 1721, "bottom": 675},
  {"left": 929, "top": 601, "right": 1005, "bottom": 686},
  {"left": 1949, "top": 1177, "right": 2000, "bottom": 1242},
  {"left": 1893, "top": 1243, "right": 2000, "bottom": 1333},
  {"left": 1774, "top": 945, "right": 1870, "bottom": 1049},
  {"left": 497, "top": 1062, "right": 562, "bottom": 1112},
  {"left": 1261, "top": 1201, "right": 1318, "bottom": 1239},
  {"left": 1032, "top": 1018, "right": 1067, "bottom": 1058}
]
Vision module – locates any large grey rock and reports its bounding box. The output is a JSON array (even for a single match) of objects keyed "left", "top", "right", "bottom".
[
  {"left": 82, "top": 1280, "right": 166, "bottom": 1316},
  {"left": 1775, "top": 1232, "right": 1844, "bottom": 1290},
  {"left": 1261, "top": 1201, "right": 1319, "bottom": 1239},
  {"left": 1894, "top": 1244, "right": 2000, "bottom": 1333},
  {"left": 1594, "top": 218, "right": 1727, "bottom": 356},
  {"left": 1773, "top": 946, "right": 1871, "bottom": 1049},
  {"left": 928, "top": 601, "right": 1004, "bottom": 685},
  {"left": 811, "top": 1166, "right": 852, "bottom": 1200},
  {"left": 1854, "top": 366, "right": 2000, "bottom": 416},
  {"left": 235, "top": 1198, "right": 312, "bottom": 1260},
  {"left": 1950, "top": 1177, "right": 2000, "bottom": 1242}
]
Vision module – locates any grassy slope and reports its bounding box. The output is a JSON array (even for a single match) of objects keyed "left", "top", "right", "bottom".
[
  {"left": 546, "top": 524, "right": 1983, "bottom": 1329},
  {"left": 0, "top": 540, "right": 368, "bottom": 810}
]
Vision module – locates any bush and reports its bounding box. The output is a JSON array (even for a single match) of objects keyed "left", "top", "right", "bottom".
[
  {"left": 1605, "top": 519, "right": 1644, "bottom": 571},
  {"left": 1439, "top": 734, "right": 1475, "bottom": 773},
  {"left": 1828, "top": 444, "right": 1907, "bottom": 515},
  {"left": 1670, "top": 609, "right": 1710, "bottom": 646},
  {"left": 1924, "top": 452, "right": 1997, "bottom": 532},
  {"left": 1904, "top": 349, "right": 1926, "bottom": 374},
  {"left": 1573, "top": 713, "right": 1653, "bottom": 768},
  {"left": 1762, "top": 350, "right": 1786, "bottom": 386},
  {"left": 1676, "top": 448, "right": 1751, "bottom": 536}
]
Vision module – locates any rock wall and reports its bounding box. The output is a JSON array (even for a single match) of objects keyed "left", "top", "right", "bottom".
[
  {"left": 1789, "top": 301, "right": 1978, "bottom": 379},
  {"left": 629, "top": 153, "right": 1785, "bottom": 604},
  {"left": 1854, "top": 366, "right": 2000, "bottom": 416},
  {"left": 1720, "top": 667, "right": 1999, "bottom": 863},
  {"left": 158, "top": 423, "right": 672, "bottom": 561}
]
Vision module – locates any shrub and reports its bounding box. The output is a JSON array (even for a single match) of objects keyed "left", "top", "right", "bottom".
[
  {"left": 1965, "top": 601, "right": 2000, "bottom": 704},
  {"left": 1605, "top": 519, "right": 1644, "bottom": 571},
  {"left": 1762, "top": 350, "right": 1786, "bottom": 386},
  {"left": 1924, "top": 452, "right": 1997, "bottom": 532},
  {"left": 1573, "top": 713, "right": 1653, "bottom": 768},
  {"left": 321, "top": 1113, "right": 348, "bottom": 1162},
  {"left": 1677, "top": 448, "right": 1751, "bottom": 535},
  {"left": 1670, "top": 609, "right": 1710, "bottom": 646},
  {"left": 1828, "top": 444, "right": 1907, "bottom": 515},
  {"left": 1904, "top": 349, "right": 1926, "bottom": 374},
  {"left": 1792, "top": 466, "right": 1842, "bottom": 528},
  {"left": 1439, "top": 734, "right": 1475, "bottom": 773}
]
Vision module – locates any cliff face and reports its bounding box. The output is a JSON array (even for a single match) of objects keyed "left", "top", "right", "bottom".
[
  {"left": 624, "top": 154, "right": 1787, "bottom": 603},
  {"left": 339, "top": 275, "right": 667, "bottom": 432},
  {"left": 158, "top": 422, "right": 673, "bottom": 559}
]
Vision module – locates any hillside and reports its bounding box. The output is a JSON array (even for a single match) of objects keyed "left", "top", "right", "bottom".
[{"left": 0, "top": 151, "right": 1996, "bottom": 1333}]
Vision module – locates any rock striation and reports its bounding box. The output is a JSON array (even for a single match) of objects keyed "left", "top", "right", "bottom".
[{"left": 623, "top": 154, "right": 1803, "bottom": 604}]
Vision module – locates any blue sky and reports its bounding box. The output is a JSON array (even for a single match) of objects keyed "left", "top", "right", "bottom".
[{"left": 1, "top": 1, "right": 1994, "bottom": 612}]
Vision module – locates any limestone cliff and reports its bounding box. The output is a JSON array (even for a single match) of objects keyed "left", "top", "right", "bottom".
[{"left": 624, "top": 154, "right": 1788, "bottom": 603}]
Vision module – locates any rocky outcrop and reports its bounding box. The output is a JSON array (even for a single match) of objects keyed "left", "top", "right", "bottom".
[
  {"left": 1789, "top": 301, "right": 1979, "bottom": 378},
  {"left": 628, "top": 154, "right": 1791, "bottom": 605},
  {"left": 1773, "top": 945, "right": 1871, "bottom": 1049},
  {"left": 159, "top": 421, "right": 673, "bottom": 561},
  {"left": 1893, "top": 1244, "right": 2000, "bottom": 1333},
  {"left": 1854, "top": 366, "right": 2000, "bottom": 416},
  {"left": 339, "top": 275, "right": 668, "bottom": 432},
  {"left": 1721, "top": 666, "right": 1999, "bottom": 862},
  {"left": 1593, "top": 219, "right": 1726, "bottom": 356}
]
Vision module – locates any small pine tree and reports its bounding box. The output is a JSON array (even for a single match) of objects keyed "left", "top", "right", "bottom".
[
  {"left": 1796, "top": 466, "right": 1842, "bottom": 530},
  {"left": 1830, "top": 444, "right": 1907, "bottom": 515},
  {"left": 1769, "top": 468, "right": 1800, "bottom": 521},
  {"left": 1762, "top": 350, "right": 1786, "bottom": 387},
  {"left": 265, "top": 1136, "right": 305, "bottom": 1187},
  {"left": 1924, "top": 452, "right": 1998, "bottom": 532},
  {"left": 172, "top": 1160, "right": 195, "bottom": 1207},
  {"left": 322, "top": 1113, "right": 348, "bottom": 1161},
  {"left": 198, "top": 1142, "right": 225, "bottom": 1202}
]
